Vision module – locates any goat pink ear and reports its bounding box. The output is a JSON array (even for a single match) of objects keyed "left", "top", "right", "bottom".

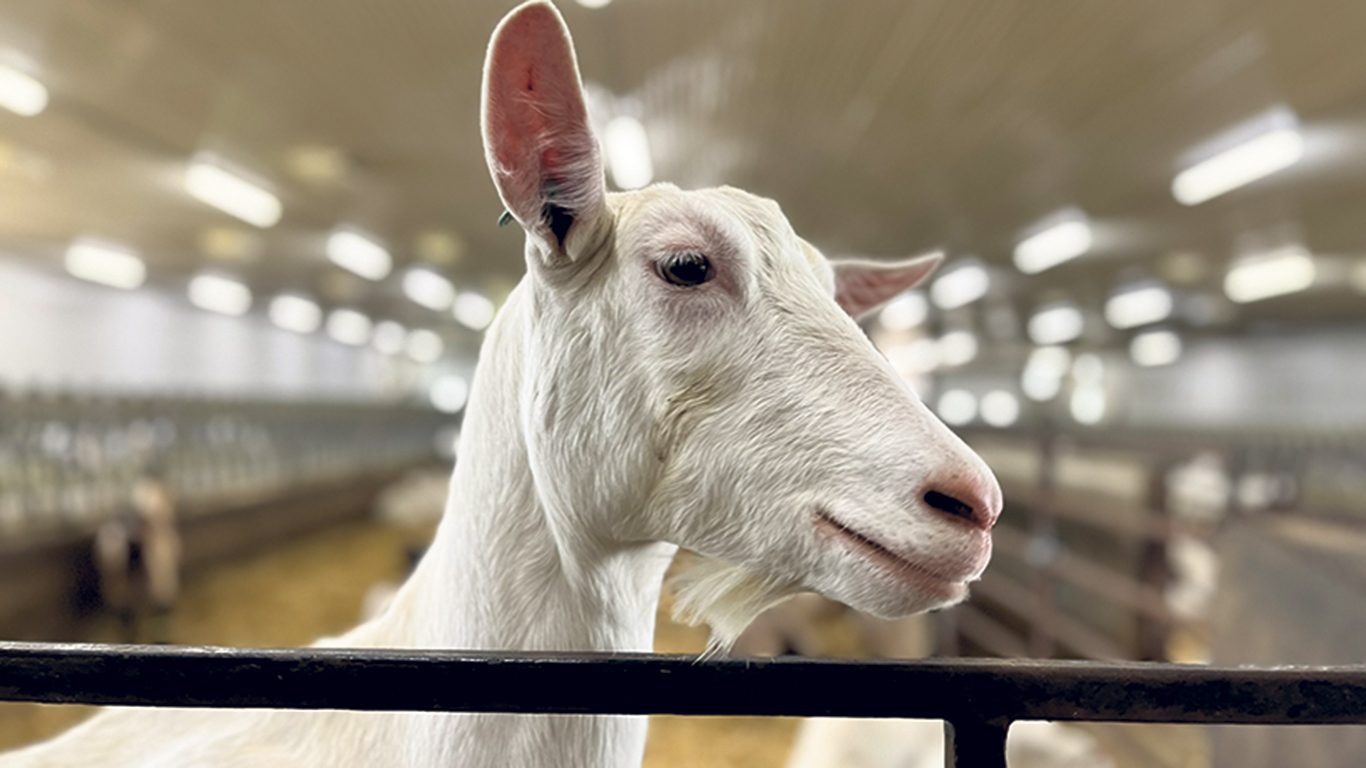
[
  {"left": 481, "top": 1, "right": 606, "bottom": 260},
  {"left": 831, "top": 253, "right": 943, "bottom": 320}
]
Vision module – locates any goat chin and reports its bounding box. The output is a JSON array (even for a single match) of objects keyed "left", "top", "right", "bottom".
[{"left": 668, "top": 556, "right": 806, "bottom": 656}]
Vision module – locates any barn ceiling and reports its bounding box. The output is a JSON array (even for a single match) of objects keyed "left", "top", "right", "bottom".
[{"left": 0, "top": 0, "right": 1364, "bottom": 358}]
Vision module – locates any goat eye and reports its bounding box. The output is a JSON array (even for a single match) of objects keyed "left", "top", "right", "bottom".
[{"left": 658, "top": 251, "right": 714, "bottom": 287}]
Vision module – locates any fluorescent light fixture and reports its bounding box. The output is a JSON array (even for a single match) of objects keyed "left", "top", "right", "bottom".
[
  {"left": 64, "top": 239, "right": 145, "bottom": 290},
  {"left": 1022, "top": 367, "right": 1062, "bottom": 402},
  {"left": 268, "top": 294, "right": 321, "bottom": 334},
  {"left": 885, "top": 338, "right": 939, "bottom": 377},
  {"left": 431, "top": 375, "right": 470, "bottom": 413},
  {"left": 1350, "top": 261, "right": 1366, "bottom": 295},
  {"left": 405, "top": 328, "right": 444, "bottom": 363},
  {"left": 188, "top": 273, "right": 252, "bottom": 316},
  {"left": 980, "top": 390, "right": 1020, "bottom": 428},
  {"left": 879, "top": 291, "right": 928, "bottom": 331},
  {"left": 373, "top": 321, "right": 407, "bottom": 355},
  {"left": 327, "top": 229, "right": 392, "bottom": 281},
  {"left": 577, "top": 0, "right": 612, "bottom": 6},
  {"left": 1027, "top": 304, "right": 1084, "bottom": 345},
  {"left": 453, "top": 291, "right": 496, "bottom": 331},
  {"left": 0, "top": 65, "right": 48, "bottom": 116},
  {"left": 936, "top": 330, "right": 978, "bottom": 367},
  {"left": 1224, "top": 246, "right": 1316, "bottom": 303},
  {"left": 1027, "top": 345, "right": 1072, "bottom": 378},
  {"left": 1105, "top": 284, "right": 1174, "bottom": 329},
  {"left": 1014, "top": 218, "right": 1092, "bottom": 274},
  {"left": 1130, "top": 330, "right": 1183, "bottom": 367},
  {"left": 604, "top": 115, "right": 653, "bottom": 190},
  {"left": 1021, "top": 346, "right": 1070, "bottom": 402},
  {"left": 1070, "top": 385, "right": 1107, "bottom": 425},
  {"left": 326, "top": 308, "right": 372, "bottom": 346},
  {"left": 1072, "top": 353, "right": 1105, "bottom": 386},
  {"left": 1172, "top": 127, "right": 1304, "bottom": 206},
  {"left": 184, "top": 156, "right": 282, "bottom": 228},
  {"left": 416, "top": 230, "right": 463, "bottom": 265},
  {"left": 286, "top": 145, "right": 349, "bottom": 185},
  {"left": 402, "top": 268, "right": 455, "bottom": 311},
  {"left": 937, "top": 389, "right": 977, "bottom": 426},
  {"left": 930, "top": 262, "right": 989, "bottom": 310}
]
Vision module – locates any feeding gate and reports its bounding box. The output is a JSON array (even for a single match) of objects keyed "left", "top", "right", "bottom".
[{"left": 2, "top": 642, "right": 1365, "bottom": 767}]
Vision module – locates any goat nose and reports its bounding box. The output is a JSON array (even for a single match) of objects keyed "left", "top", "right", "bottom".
[{"left": 921, "top": 480, "right": 1000, "bottom": 531}]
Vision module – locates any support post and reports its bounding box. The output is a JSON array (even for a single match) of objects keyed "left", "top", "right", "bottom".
[
  {"left": 1137, "top": 457, "right": 1176, "bottom": 660},
  {"left": 944, "top": 717, "right": 1009, "bottom": 768},
  {"left": 1029, "top": 433, "right": 1058, "bottom": 658}
]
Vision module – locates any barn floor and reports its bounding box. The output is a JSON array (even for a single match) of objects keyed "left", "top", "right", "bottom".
[{"left": 0, "top": 518, "right": 1207, "bottom": 767}]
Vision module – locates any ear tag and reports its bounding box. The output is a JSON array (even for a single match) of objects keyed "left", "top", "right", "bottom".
[{"left": 498, "top": 209, "right": 514, "bottom": 228}]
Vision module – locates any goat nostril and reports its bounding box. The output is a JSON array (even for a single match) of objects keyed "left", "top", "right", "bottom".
[{"left": 924, "top": 490, "right": 976, "bottom": 523}]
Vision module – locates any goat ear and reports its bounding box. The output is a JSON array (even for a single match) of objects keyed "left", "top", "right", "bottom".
[
  {"left": 831, "top": 253, "right": 943, "bottom": 320},
  {"left": 482, "top": 1, "right": 607, "bottom": 262}
]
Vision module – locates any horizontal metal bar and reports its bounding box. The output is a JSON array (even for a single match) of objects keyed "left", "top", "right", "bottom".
[{"left": 2, "top": 642, "right": 1366, "bottom": 725}]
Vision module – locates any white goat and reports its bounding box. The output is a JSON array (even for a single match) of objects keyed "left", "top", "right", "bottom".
[{"left": 3, "top": 3, "right": 1001, "bottom": 767}]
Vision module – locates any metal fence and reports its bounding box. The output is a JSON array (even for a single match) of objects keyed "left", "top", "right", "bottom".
[
  {"left": 0, "top": 391, "right": 444, "bottom": 540},
  {"left": 3, "top": 642, "right": 1365, "bottom": 767}
]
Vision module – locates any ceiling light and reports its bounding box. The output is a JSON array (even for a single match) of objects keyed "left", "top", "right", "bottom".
[
  {"left": 431, "top": 375, "right": 470, "bottom": 413},
  {"left": 1070, "top": 385, "right": 1107, "bottom": 425},
  {"left": 1027, "top": 304, "right": 1084, "bottom": 345},
  {"left": 936, "top": 330, "right": 978, "bottom": 367},
  {"left": 0, "top": 65, "right": 47, "bottom": 116},
  {"left": 327, "top": 229, "right": 392, "bottom": 281},
  {"left": 188, "top": 274, "right": 252, "bottom": 316},
  {"left": 64, "top": 239, "right": 145, "bottom": 290},
  {"left": 1021, "top": 346, "right": 1071, "bottom": 402},
  {"left": 1350, "top": 261, "right": 1366, "bottom": 295},
  {"left": 980, "top": 390, "right": 1020, "bottom": 428},
  {"left": 604, "top": 115, "right": 653, "bottom": 190},
  {"left": 200, "top": 226, "right": 263, "bottom": 262},
  {"left": 1223, "top": 246, "right": 1316, "bottom": 303},
  {"left": 1105, "top": 284, "right": 1174, "bottom": 329},
  {"left": 1027, "top": 346, "right": 1072, "bottom": 378},
  {"left": 453, "top": 291, "right": 496, "bottom": 331},
  {"left": 416, "top": 230, "right": 464, "bottom": 266},
  {"left": 403, "top": 268, "right": 456, "bottom": 311},
  {"left": 930, "top": 261, "right": 989, "bottom": 310},
  {"left": 286, "top": 145, "right": 350, "bottom": 186},
  {"left": 1172, "top": 127, "right": 1304, "bottom": 206},
  {"left": 885, "top": 337, "right": 940, "bottom": 377},
  {"left": 405, "top": 328, "right": 444, "bottom": 363},
  {"left": 1072, "top": 353, "right": 1105, "bottom": 386},
  {"left": 373, "top": 321, "right": 407, "bottom": 355},
  {"left": 937, "top": 389, "right": 977, "bottom": 426},
  {"left": 326, "top": 308, "right": 372, "bottom": 346},
  {"left": 268, "top": 294, "right": 321, "bottom": 334},
  {"left": 879, "top": 291, "right": 928, "bottom": 331},
  {"left": 1130, "top": 330, "right": 1183, "bottom": 367},
  {"left": 577, "top": 0, "right": 612, "bottom": 6},
  {"left": 1022, "top": 367, "right": 1062, "bottom": 402},
  {"left": 184, "top": 155, "right": 282, "bottom": 228},
  {"left": 1014, "top": 219, "right": 1093, "bottom": 274}
]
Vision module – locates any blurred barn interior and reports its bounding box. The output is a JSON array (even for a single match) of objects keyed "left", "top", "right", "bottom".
[{"left": 2, "top": 0, "right": 1366, "bottom": 766}]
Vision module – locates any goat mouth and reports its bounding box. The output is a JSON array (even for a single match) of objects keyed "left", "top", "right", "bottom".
[{"left": 814, "top": 508, "right": 966, "bottom": 601}]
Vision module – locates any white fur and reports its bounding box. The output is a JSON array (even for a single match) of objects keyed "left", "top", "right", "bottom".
[{"left": 2, "top": 3, "right": 1001, "bottom": 767}]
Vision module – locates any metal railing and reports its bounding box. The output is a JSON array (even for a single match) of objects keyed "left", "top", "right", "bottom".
[
  {"left": 3, "top": 642, "right": 1366, "bottom": 767},
  {"left": 0, "top": 391, "right": 443, "bottom": 540}
]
